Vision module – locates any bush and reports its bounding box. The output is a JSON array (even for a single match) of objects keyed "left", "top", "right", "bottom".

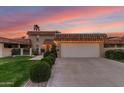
[
  {"left": 105, "top": 50, "right": 124, "bottom": 60},
  {"left": 41, "top": 57, "right": 53, "bottom": 68},
  {"left": 48, "top": 55, "right": 56, "bottom": 65},
  {"left": 49, "top": 53, "right": 56, "bottom": 59},
  {"left": 44, "top": 44, "right": 58, "bottom": 58},
  {"left": 51, "top": 50, "right": 57, "bottom": 58},
  {"left": 32, "top": 49, "right": 39, "bottom": 55},
  {"left": 51, "top": 44, "right": 58, "bottom": 58},
  {"left": 44, "top": 51, "right": 51, "bottom": 57},
  {"left": 30, "top": 62, "right": 51, "bottom": 83}
]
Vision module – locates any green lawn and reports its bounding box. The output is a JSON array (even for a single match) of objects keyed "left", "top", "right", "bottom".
[{"left": 0, "top": 56, "right": 33, "bottom": 87}]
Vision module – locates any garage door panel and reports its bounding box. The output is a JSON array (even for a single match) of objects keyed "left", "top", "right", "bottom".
[{"left": 61, "top": 43, "right": 100, "bottom": 57}]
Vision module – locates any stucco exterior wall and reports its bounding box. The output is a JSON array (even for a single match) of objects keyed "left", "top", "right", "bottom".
[
  {"left": 0, "top": 43, "right": 11, "bottom": 57},
  {"left": 2, "top": 48, "right": 11, "bottom": 57},
  {"left": 0, "top": 43, "right": 3, "bottom": 57},
  {"left": 99, "top": 43, "right": 104, "bottom": 57},
  {"left": 28, "top": 35, "right": 54, "bottom": 49}
]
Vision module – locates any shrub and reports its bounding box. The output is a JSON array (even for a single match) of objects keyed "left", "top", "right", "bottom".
[
  {"left": 32, "top": 49, "right": 39, "bottom": 55},
  {"left": 43, "top": 51, "right": 51, "bottom": 57},
  {"left": 105, "top": 50, "right": 124, "bottom": 60},
  {"left": 51, "top": 50, "right": 57, "bottom": 58},
  {"left": 49, "top": 53, "right": 56, "bottom": 59},
  {"left": 48, "top": 55, "right": 56, "bottom": 65},
  {"left": 30, "top": 62, "right": 51, "bottom": 83},
  {"left": 51, "top": 44, "right": 58, "bottom": 57},
  {"left": 41, "top": 57, "right": 53, "bottom": 68},
  {"left": 44, "top": 44, "right": 58, "bottom": 58},
  {"left": 105, "top": 50, "right": 115, "bottom": 59}
]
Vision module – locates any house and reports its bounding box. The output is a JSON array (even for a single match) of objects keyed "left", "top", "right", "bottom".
[
  {"left": 0, "top": 37, "right": 31, "bottom": 57},
  {"left": 27, "top": 31, "right": 107, "bottom": 57},
  {"left": 104, "top": 36, "right": 124, "bottom": 52},
  {"left": 1, "top": 30, "right": 124, "bottom": 58}
]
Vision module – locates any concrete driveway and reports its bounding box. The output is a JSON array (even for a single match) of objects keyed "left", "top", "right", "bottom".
[{"left": 47, "top": 58, "right": 124, "bottom": 87}]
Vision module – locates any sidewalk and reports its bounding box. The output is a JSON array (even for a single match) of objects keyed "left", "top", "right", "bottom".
[{"left": 29, "top": 55, "right": 43, "bottom": 60}]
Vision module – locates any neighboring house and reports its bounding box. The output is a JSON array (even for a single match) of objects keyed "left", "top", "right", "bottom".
[
  {"left": 1, "top": 30, "right": 124, "bottom": 58},
  {"left": 0, "top": 37, "right": 31, "bottom": 57},
  {"left": 104, "top": 36, "right": 124, "bottom": 52}
]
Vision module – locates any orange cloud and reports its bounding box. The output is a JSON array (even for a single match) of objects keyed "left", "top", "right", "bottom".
[
  {"left": 107, "top": 32, "right": 124, "bottom": 37},
  {"left": 1, "top": 6, "right": 124, "bottom": 38},
  {"left": 42, "top": 7, "right": 124, "bottom": 24},
  {"left": 61, "top": 20, "right": 124, "bottom": 33}
]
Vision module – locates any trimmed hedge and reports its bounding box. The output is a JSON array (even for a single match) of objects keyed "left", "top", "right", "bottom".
[
  {"left": 51, "top": 44, "right": 58, "bottom": 57},
  {"left": 41, "top": 57, "right": 53, "bottom": 68},
  {"left": 30, "top": 52, "right": 57, "bottom": 83},
  {"left": 49, "top": 53, "right": 56, "bottom": 59},
  {"left": 44, "top": 44, "right": 58, "bottom": 58},
  {"left": 30, "top": 62, "right": 51, "bottom": 83},
  {"left": 105, "top": 50, "right": 124, "bottom": 60},
  {"left": 48, "top": 55, "right": 56, "bottom": 65}
]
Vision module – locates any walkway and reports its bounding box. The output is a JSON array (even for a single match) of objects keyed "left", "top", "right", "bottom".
[{"left": 29, "top": 55, "right": 43, "bottom": 60}]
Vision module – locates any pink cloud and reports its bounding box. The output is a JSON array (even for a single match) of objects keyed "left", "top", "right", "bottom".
[
  {"left": 42, "top": 7, "right": 124, "bottom": 24},
  {"left": 61, "top": 20, "right": 124, "bottom": 33},
  {"left": 1, "top": 7, "right": 124, "bottom": 38}
]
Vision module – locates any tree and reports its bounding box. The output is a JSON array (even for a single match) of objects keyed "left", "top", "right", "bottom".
[{"left": 34, "top": 24, "right": 40, "bottom": 31}]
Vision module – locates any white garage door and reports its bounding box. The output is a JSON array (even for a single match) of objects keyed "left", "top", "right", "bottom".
[{"left": 61, "top": 43, "right": 100, "bottom": 57}]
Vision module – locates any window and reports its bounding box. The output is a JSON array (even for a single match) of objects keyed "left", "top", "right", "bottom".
[
  {"left": 36, "top": 35, "right": 39, "bottom": 42},
  {"left": 36, "top": 38, "right": 39, "bottom": 42},
  {"left": 23, "top": 48, "right": 30, "bottom": 55},
  {"left": 104, "top": 44, "right": 115, "bottom": 48},
  {"left": 117, "top": 44, "right": 124, "bottom": 47},
  {"left": 11, "top": 44, "right": 18, "bottom": 48},
  {"left": 12, "top": 49, "right": 21, "bottom": 55},
  {"left": 4, "top": 43, "right": 12, "bottom": 48},
  {"left": 20, "top": 44, "right": 29, "bottom": 48}
]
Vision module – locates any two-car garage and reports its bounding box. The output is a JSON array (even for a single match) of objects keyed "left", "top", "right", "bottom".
[
  {"left": 55, "top": 33, "right": 106, "bottom": 58},
  {"left": 60, "top": 43, "right": 101, "bottom": 58}
]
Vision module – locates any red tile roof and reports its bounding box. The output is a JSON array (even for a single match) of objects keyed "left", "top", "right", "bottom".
[
  {"left": 105, "top": 37, "right": 124, "bottom": 44},
  {"left": 12, "top": 38, "right": 31, "bottom": 45},
  {"left": 55, "top": 33, "right": 107, "bottom": 41},
  {"left": 27, "top": 31, "right": 60, "bottom": 36},
  {"left": 0, "top": 37, "right": 15, "bottom": 43},
  {"left": 0, "top": 37, "right": 31, "bottom": 45}
]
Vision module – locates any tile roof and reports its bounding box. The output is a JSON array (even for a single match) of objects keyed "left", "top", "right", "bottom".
[
  {"left": 55, "top": 33, "right": 107, "bottom": 41},
  {"left": 104, "top": 37, "right": 124, "bottom": 44},
  {"left": 0, "top": 37, "right": 15, "bottom": 44},
  {"left": 27, "top": 31, "right": 60, "bottom": 36},
  {"left": 0, "top": 37, "right": 31, "bottom": 45},
  {"left": 12, "top": 38, "right": 31, "bottom": 45}
]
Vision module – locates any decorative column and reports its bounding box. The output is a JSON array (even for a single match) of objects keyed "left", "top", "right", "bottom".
[
  {"left": 57, "top": 43, "right": 61, "bottom": 58},
  {"left": 20, "top": 48, "right": 23, "bottom": 56},
  {"left": 115, "top": 44, "right": 117, "bottom": 49},
  {"left": 29, "top": 48, "right": 32, "bottom": 56},
  {"left": 100, "top": 42, "right": 104, "bottom": 57},
  {"left": 38, "top": 48, "right": 41, "bottom": 55}
]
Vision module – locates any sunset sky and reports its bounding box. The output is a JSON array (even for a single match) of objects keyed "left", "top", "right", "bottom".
[{"left": 0, "top": 6, "right": 124, "bottom": 38}]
